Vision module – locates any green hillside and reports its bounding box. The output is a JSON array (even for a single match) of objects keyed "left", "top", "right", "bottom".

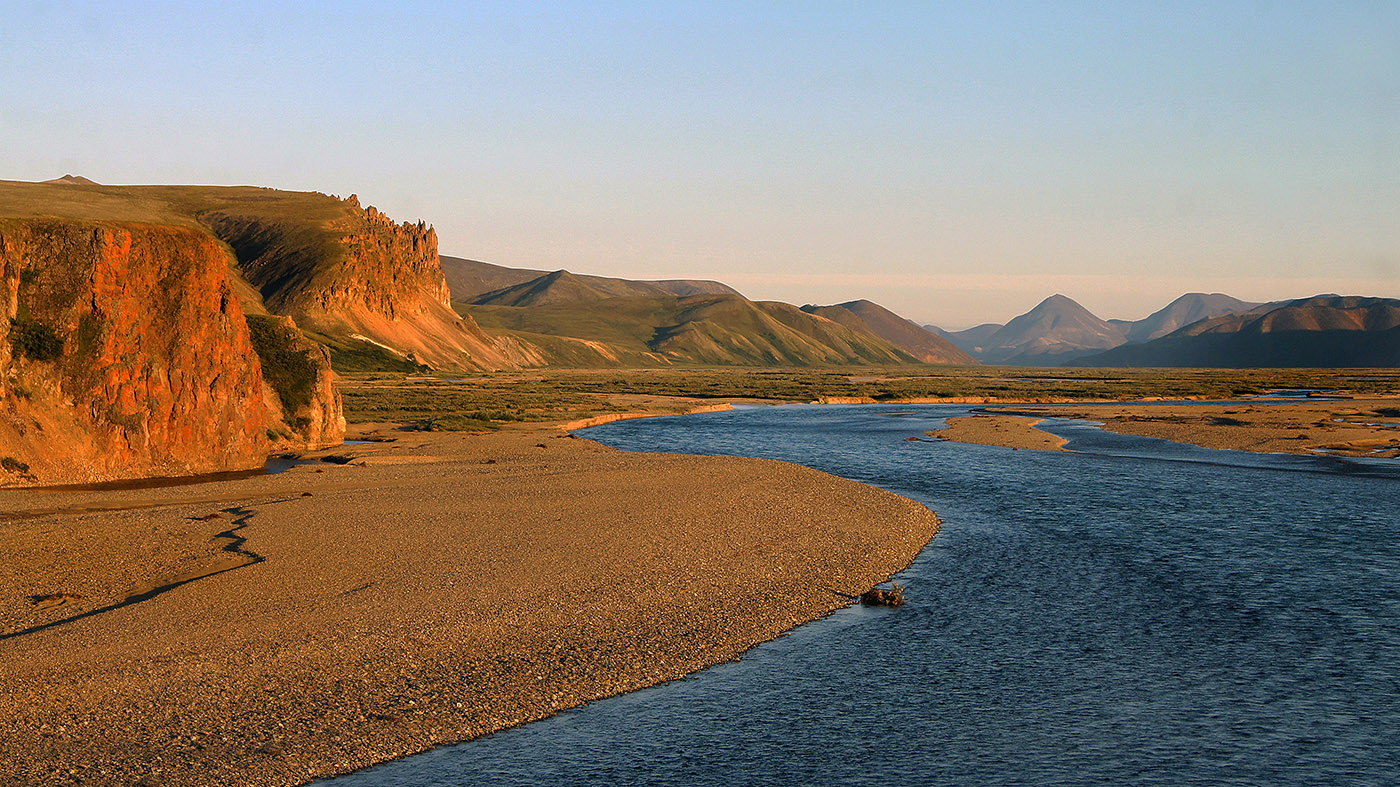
[
  {"left": 461, "top": 292, "right": 920, "bottom": 367},
  {"left": 802, "top": 300, "right": 975, "bottom": 364}
]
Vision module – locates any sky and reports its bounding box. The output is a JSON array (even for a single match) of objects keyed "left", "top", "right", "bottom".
[{"left": 2, "top": 1, "right": 1396, "bottom": 327}]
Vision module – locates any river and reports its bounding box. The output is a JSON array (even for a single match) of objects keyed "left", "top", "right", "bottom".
[{"left": 324, "top": 403, "right": 1400, "bottom": 786}]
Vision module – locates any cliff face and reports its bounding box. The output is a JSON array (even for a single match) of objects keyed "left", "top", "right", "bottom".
[
  {"left": 320, "top": 200, "right": 450, "bottom": 318},
  {"left": 0, "top": 220, "right": 341, "bottom": 486},
  {"left": 244, "top": 314, "right": 346, "bottom": 449},
  {"left": 202, "top": 195, "right": 528, "bottom": 369}
]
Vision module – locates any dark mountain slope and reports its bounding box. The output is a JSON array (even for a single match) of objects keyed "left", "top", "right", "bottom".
[
  {"left": 469, "top": 270, "right": 617, "bottom": 307},
  {"left": 802, "top": 300, "right": 974, "bottom": 364},
  {"left": 1074, "top": 296, "right": 1400, "bottom": 367},
  {"left": 1125, "top": 293, "right": 1261, "bottom": 343}
]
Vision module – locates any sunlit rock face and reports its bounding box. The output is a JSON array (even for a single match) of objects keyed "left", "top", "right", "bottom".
[{"left": 0, "top": 220, "right": 341, "bottom": 485}]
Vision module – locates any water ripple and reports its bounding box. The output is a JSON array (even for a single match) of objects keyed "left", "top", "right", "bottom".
[{"left": 324, "top": 404, "right": 1400, "bottom": 787}]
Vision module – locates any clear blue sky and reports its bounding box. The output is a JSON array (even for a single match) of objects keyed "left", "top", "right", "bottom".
[{"left": 3, "top": 1, "right": 1396, "bottom": 326}]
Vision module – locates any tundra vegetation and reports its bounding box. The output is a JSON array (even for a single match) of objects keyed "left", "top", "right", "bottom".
[{"left": 339, "top": 366, "right": 1400, "bottom": 431}]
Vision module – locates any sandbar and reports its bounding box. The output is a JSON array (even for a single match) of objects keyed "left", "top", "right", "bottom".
[
  {"left": 998, "top": 398, "right": 1400, "bottom": 458},
  {"left": 926, "top": 415, "right": 1068, "bottom": 452},
  {"left": 0, "top": 424, "right": 938, "bottom": 786}
]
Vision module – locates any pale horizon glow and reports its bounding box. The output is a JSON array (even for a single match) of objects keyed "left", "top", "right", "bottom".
[{"left": 2, "top": 1, "right": 1396, "bottom": 327}]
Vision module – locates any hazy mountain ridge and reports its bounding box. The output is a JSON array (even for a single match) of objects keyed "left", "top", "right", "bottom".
[
  {"left": 43, "top": 174, "right": 100, "bottom": 186},
  {"left": 1073, "top": 295, "right": 1400, "bottom": 367},
  {"left": 1126, "top": 293, "right": 1262, "bottom": 342},
  {"left": 974, "top": 294, "right": 1127, "bottom": 365},
  {"left": 929, "top": 323, "right": 1002, "bottom": 355},
  {"left": 932, "top": 292, "right": 1269, "bottom": 365},
  {"left": 441, "top": 256, "right": 740, "bottom": 302}
]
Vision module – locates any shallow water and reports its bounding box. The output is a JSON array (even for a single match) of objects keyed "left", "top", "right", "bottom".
[{"left": 325, "top": 404, "right": 1400, "bottom": 786}]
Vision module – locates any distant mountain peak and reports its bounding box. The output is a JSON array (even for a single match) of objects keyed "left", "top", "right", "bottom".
[
  {"left": 1031, "top": 293, "right": 1092, "bottom": 313},
  {"left": 44, "top": 174, "right": 100, "bottom": 186},
  {"left": 440, "top": 257, "right": 742, "bottom": 302},
  {"left": 1075, "top": 294, "right": 1400, "bottom": 368},
  {"left": 471, "top": 268, "right": 613, "bottom": 307},
  {"left": 1124, "top": 292, "right": 1260, "bottom": 343},
  {"left": 971, "top": 294, "right": 1123, "bottom": 364}
]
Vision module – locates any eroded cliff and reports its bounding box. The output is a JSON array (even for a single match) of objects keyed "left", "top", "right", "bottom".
[
  {"left": 201, "top": 194, "right": 533, "bottom": 369},
  {"left": 0, "top": 219, "right": 342, "bottom": 486}
]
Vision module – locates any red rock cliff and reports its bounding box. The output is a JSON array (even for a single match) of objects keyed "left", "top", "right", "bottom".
[
  {"left": 203, "top": 195, "right": 535, "bottom": 369},
  {"left": 315, "top": 198, "right": 451, "bottom": 318},
  {"left": 0, "top": 220, "right": 342, "bottom": 486}
]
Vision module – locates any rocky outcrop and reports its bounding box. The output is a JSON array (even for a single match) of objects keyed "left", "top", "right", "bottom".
[
  {"left": 245, "top": 314, "right": 345, "bottom": 448},
  {"left": 323, "top": 198, "right": 451, "bottom": 318},
  {"left": 0, "top": 219, "right": 341, "bottom": 486},
  {"left": 202, "top": 195, "right": 527, "bottom": 369},
  {"left": 207, "top": 196, "right": 448, "bottom": 321}
]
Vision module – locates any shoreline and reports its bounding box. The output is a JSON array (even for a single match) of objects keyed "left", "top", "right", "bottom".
[
  {"left": 915, "top": 398, "right": 1400, "bottom": 457},
  {"left": 0, "top": 422, "right": 938, "bottom": 786},
  {"left": 7, "top": 393, "right": 1396, "bottom": 784},
  {"left": 986, "top": 398, "right": 1400, "bottom": 458},
  {"left": 553, "top": 402, "right": 736, "bottom": 431},
  {"left": 927, "top": 414, "right": 1068, "bottom": 452}
]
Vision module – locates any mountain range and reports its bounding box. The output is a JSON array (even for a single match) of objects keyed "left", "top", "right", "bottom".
[
  {"left": 453, "top": 268, "right": 954, "bottom": 367},
  {"left": 441, "top": 256, "right": 740, "bottom": 301},
  {"left": 935, "top": 294, "right": 1129, "bottom": 365},
  {"left": 1072, "top": 295, "right": 1400, "bottom": 368},
  {"left": 1123, "top": 292, "right": 1260, "bottom": 343},
  {"left": 931, "top": 292, "right": 1265, "bottom": 365},
  {"left": 930, "top": 291, "right": 1400, "bottom": 368},
  {"left": 5, "top": 175, "right": 1398, "bottom": 485}
]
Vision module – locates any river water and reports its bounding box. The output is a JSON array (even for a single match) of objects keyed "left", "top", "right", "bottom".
[{"left": 325, "top": 404, "right": 1400, "bottom": 786}]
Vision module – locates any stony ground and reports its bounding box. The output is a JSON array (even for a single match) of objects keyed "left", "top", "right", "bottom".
[
  {"left": 0, "top": 423, "right": 938, "bottom": 786},
  {"left": 927, "top": 414, "right": 1069, "bottom": 451},
  {"left": 1003, "top": 398, "right": 1400, "bottom": 457}
]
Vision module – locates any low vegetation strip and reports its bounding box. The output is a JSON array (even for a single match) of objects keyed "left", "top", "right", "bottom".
[{"left": 337, "top": 367, "right": 1400, "bottom": 433}]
